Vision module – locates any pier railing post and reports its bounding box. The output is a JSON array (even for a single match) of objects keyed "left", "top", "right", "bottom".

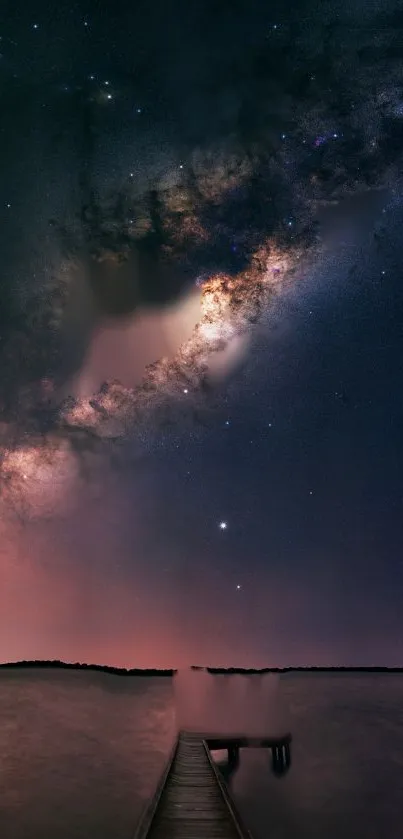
[
  {"left": 228, "top": 744, "right": 240, "bottom": 766},
  {"left": 271, "top": 741, "right": 291, "bottom": 775}
]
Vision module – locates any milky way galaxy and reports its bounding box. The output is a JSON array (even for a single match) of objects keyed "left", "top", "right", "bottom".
[{"left": 1, "top": 0, "right": 403, "bottom": 667}]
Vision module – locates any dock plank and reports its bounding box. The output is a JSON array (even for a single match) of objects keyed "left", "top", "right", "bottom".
[{"left": 135, "top": 732, "right": 252, "bottom": 839}]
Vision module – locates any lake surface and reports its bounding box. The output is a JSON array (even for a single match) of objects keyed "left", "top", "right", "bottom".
[{"left": 0, "top": 670, "right": 402, "bottom": 839}]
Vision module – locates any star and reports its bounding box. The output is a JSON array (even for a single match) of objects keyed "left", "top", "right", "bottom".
[
  {"left": 219, "top": 521, "right": 228, "bottom": 530},
  {"left": 236, "top": 584, "right": 242, "bottom": 590}
]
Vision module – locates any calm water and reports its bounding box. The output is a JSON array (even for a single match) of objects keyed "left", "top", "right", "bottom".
[{"left": 1, "top": 669, "right": 403, "bottom": 839}]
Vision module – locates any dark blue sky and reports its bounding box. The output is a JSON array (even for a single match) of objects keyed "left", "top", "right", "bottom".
[{"left": 113, "top": 187, "right": 403, "bottom": 667}]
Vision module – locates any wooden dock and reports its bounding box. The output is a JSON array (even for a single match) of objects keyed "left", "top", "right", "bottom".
[
  {"left": 134, "top": 730, "right": 292, "bottom": 839},
  {"left": 134, "top": 732, "right": 254, "bottom": 839},
  {"left": 203, "top": 733, "right": 292, "bottom": 775}
]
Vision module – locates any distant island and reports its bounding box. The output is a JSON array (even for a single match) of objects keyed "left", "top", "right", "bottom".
[
  {"left": 0, "top": 660, "right": 402, "bottom": 676},
  {"left": 0, "top": 660, "right": 176, "bottom": 676}
]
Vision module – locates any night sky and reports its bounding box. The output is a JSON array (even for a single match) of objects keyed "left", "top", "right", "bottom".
[{"left": 1, "top": 0, "right": 403, "bottom": 668}]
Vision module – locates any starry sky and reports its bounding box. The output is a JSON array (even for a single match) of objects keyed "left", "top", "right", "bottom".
[{"left": 1, "top": 0, "right": 403, "bottom": 668}]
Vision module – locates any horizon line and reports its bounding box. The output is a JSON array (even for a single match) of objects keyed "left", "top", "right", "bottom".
[{"left": 1, "top": 659, "right": 403, "bottom": 674}]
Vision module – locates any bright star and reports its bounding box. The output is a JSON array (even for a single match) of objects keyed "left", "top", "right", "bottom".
[
  {"left": 219, "top": 521, "right": 228, "bottom": 530},
  {"left": 236, "top": 584, "right": 241, "bottom": 590},
  {"left": 183, "top": 388, "right": 188, "bottom": 394}
]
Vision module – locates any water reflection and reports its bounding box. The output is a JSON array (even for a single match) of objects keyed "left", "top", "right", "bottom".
[
  {"left": 214, "top": 748, "right": 241, "bottom": 785},
  {"left": 1, "top": 670, "right": 403, "bottom": 839},
  {"left": 173, "top": 668, "right": 291, "bottom": 738}
]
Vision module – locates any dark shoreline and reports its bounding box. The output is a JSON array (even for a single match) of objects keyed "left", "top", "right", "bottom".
[{"left": 0, "top": 660, "right": 402, "bottom": 677}]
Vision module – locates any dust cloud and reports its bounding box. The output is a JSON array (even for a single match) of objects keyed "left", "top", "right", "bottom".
[{"left": 70, "top": 287, "right": 202, "bottom": 398}]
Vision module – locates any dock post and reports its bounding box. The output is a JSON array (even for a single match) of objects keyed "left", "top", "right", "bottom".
[
  {"left": 227, "top": 744, "right": 240, "bottom": 767},
  {"left": 271, "top": 741, "right": 291, "bottom": 775}
]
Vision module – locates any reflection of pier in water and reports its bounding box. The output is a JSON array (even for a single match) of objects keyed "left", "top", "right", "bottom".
[{"left": 134, "top": 730, "right": 292, "bottom": 839}]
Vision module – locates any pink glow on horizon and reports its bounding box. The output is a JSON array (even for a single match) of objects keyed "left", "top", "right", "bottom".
[{"left": 1, "top": 477, "right": 401, "bottom": 670}]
